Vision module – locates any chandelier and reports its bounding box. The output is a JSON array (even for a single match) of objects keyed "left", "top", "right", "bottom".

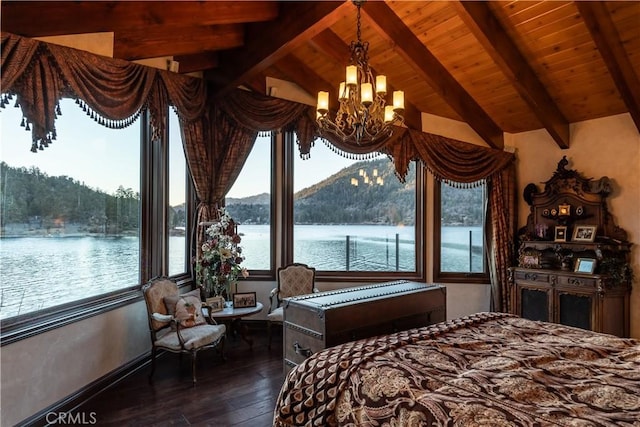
[{"left": 316, "top": 0, "right": 404, "bottom": 146}]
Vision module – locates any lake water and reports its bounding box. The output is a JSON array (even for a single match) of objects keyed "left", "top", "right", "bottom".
[{"left": 0, "top": 225, "right": 481, "bottom": 319}]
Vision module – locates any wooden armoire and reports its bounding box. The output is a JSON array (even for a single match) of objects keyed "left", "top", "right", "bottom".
[{"left": 509, "top": 157, "right": 632, "bottom": 337}]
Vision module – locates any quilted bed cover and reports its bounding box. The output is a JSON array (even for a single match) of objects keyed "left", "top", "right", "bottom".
[{"left": 273, "top": 312, "right": 640, "bottom": 426}]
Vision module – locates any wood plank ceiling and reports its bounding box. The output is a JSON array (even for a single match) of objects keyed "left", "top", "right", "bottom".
[{"left": 2, "top": 1, "right": 639, "bottom": 149}]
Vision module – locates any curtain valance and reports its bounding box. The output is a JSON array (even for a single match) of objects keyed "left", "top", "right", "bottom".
[
  {"left": 1, "top": 32, "right": 207, "bottom": 152},
  {"left": 384, "top": 127, "right": 515, "bottom": 185}
]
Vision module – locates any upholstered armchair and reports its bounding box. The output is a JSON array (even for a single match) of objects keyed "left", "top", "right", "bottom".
[
  {"left": 142, "top": 278, "right": 226, "bottom": 384},
  {"left": 267, "top": 263, "right": 317, "bottom": 349}
]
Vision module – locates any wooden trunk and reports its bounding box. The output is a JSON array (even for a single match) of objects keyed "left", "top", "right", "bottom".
[{"left": 283, "top": 281, "right": 446, "bottom": 373}]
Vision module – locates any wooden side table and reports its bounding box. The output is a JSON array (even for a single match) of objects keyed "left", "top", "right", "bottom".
[{"left": 210, "top": 302, "right": 263, "bottom": 349}]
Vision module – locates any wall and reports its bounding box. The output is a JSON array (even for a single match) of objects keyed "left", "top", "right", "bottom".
[
  {"left": 0, "top": 301, "right": 149, "bottom": 426},
  {"left": 509, "top": 113, "right": 640, "bottom": 338}
]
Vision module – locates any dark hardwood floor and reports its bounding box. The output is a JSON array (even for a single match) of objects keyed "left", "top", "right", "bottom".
[{"left": 79, "top": 322, "right": 285, "bottom": 426}]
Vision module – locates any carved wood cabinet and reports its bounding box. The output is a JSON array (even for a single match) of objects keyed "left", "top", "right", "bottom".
[{"left": 509, "top": 157, "right": 632, "bottom": 337}]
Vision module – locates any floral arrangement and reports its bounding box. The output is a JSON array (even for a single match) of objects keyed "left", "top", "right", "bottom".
[{"left": 195, "top": 207, "right": 249, "bottom": 298}]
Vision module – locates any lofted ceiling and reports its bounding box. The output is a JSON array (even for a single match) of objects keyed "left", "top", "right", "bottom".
[{"left": 2, "top": 1, "right": 639, "bottom": 149}]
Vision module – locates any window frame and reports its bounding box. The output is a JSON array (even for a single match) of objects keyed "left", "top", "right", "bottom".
[
  {"left": 433, "top": 180, "right": 489, "bottom": 284},
  {"left": 282, "top": 131, "right": 426, "bottom": 283},
  {"left": 226, "top": 132, "right": 277, "bottom": 281},
  {"left": 0, "top": 105, "right": 192, "bottom": 346},
  {"left": 166, "top": 109, "right": 193, "bottom": 277}
]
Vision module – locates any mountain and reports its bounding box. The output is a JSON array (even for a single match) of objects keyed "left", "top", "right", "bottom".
[
  {"left": 226, "top": 157, "right": 417, "bottom": 226},
  {"left": 225, "top": 157, "right": 483, "bottom": 227},
  {"left": 0, "top": 159, "right": 482, "bottom": 231}
]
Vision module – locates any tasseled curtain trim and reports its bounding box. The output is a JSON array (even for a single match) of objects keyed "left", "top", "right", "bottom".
[
  {"left": 75, "top": 99, "right": 141, "bottom": 130},
  {"left": 319, "top": 138, "right": 385, "bottom": 161}
]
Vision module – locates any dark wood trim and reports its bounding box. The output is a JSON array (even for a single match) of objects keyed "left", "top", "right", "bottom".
[
  {"left": 269, "top": 131, "right": 278, "bottom": 279},
  {"left": 115, "top": 24, "right": 244, "bottom": 61},
  {"left": 282, "top": 131, "right": 425, "bottom": 282},
  {"left": 212, "top": 1, "right": 348, "bottom": 97},
  {"left": 0, "top": 278, "right": 192, "bottom": 347},
  {"left": 1, "top": 1, "right": 279, "bottom": 37},
  {"left": 282, "top": 131, "right": 295, "bottom": 264},
  {"left": 174, "top": 52, "right": 219, "bottom": 75},
  {"left": 0, "top": 288, "right": 140, "bottom": 346},
  {"left": 16, "top": 351, "right": 151, "bottom": 427}
]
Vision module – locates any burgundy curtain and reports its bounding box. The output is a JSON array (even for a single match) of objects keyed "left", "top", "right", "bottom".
[
  {"left": 1, "top": 32, "right": 206, "bottom": 152},
  {"left": 382, "top": 127, "right": 517, "bottom": 312},
  {"left": 183, "top": 89, "right": 318, "bottom": 260}
]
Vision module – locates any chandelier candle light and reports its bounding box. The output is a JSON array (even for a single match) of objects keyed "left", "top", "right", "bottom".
[{"left": 316, "top": 0, "right": 404, "bottom": 145}]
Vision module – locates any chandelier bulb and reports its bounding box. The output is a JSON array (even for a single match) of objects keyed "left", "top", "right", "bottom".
[
  {"left": 317, "top": 91, "right": 329, "bottom": 115},
  {"left": 384, "top": 105, "right": 394, "bottom": 123},
  {"left": 393, "top": 91, "right": 405, "bottom": 112},
  {"left": 361, "top": 83, "right": 373, "bottom": 106},
  {"left": 346, "top": 65, "right": 358, "bottom": 86},
  {"left": 376, "top": 75, "right": 387, "bottom": 94}
]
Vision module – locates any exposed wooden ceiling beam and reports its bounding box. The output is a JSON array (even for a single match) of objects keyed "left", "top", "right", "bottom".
[
  {"left": 453, "top": 1, "right": 570, "bottom": 149},
  {"left": 174, "top": 52, "right": 220, "bottom": 74},
  {"left": 210, "top": 1, "right": 349, "bottom": 98},
  {"left": 114, "top": 24, "right": 244, "bottom": 60},
  {"left": 362, "top": 1, "right": 504, "bottom": 149},
  {"left": 243, "top": 71, "right": 269, "bottom": 95},
  {"left": 273, "top": 55, "right": 332, "bottom": 105},
  {"left": 1, "top": 1, "right": 278, "bottom": 37},
  {"left": 576, "top": 1, "right": 640, "bottom": 133},
  {"left": 308, "top": 29, "right": 423, "bottom": 132}
]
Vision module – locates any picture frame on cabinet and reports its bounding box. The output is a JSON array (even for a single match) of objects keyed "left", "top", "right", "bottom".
[
  {"left": 574, "top": 257, "right": 597, "bottom": 274},
  {"left": 554, "top": 226, "right": 567, "bottom": 242},
  {"left": 519, "top": 249, "right": 542, "bottom": 269},
  {"left": 572, "top": 225, "right": 597, "bottom": 242}
]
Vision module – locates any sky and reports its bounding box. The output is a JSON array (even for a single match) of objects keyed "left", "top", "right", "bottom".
[{"left": 1, "top": 98, "right": 374, "bottom": 204}]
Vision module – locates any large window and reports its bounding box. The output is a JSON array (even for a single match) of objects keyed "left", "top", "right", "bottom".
[
  {"left": 225, "top": 133, "right": 273, "bottom": 273},
  {"left": 435, "top": 181, "right": 488, "bottom": 282},
  {"left": 0, "top": 98, "right": 141, "bottom": 320},
  {"left": 289, "top": 138, "right": 422, "bottom": 279},
  {"left": 168, "top": 110, "right": 187, "bottom": 276}
]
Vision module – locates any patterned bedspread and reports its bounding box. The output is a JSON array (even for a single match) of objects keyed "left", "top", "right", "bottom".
[{"left": 273, "top": 312, "right": 640, "bottom": 426}]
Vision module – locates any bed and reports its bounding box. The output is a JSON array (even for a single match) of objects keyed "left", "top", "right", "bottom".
[{"left": 273, "top": 312, "right": 640, "bottom": 426}]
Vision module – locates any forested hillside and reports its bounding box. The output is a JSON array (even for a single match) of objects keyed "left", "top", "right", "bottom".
[
  {"left": 226, "top": 157, "right": 483, "bottom": 227},
  {"left": 0, "top": 162, "right": 140, "bottom": 233},
  {"left": 1, "top": 157, "right": 483, "bottom": 234}
]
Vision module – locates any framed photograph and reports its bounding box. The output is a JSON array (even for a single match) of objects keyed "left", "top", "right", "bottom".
[
  {"left": 205, "top": 296, "right": 224, "bottom": 312},
  {"left": 572, "top": 225, "right": 597, "bottom": 242},
  {"left": 518, "top": 249, "right": 542, "bottom": 269},
  {"left": 233, "top": 292, "right": 257, "bottom": 308},
  {"left": 574, "top": 257, "right": 597, "bottom": 274},
  {"left": 554, "top": 226, "right": 568, "bottom": 242}
]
